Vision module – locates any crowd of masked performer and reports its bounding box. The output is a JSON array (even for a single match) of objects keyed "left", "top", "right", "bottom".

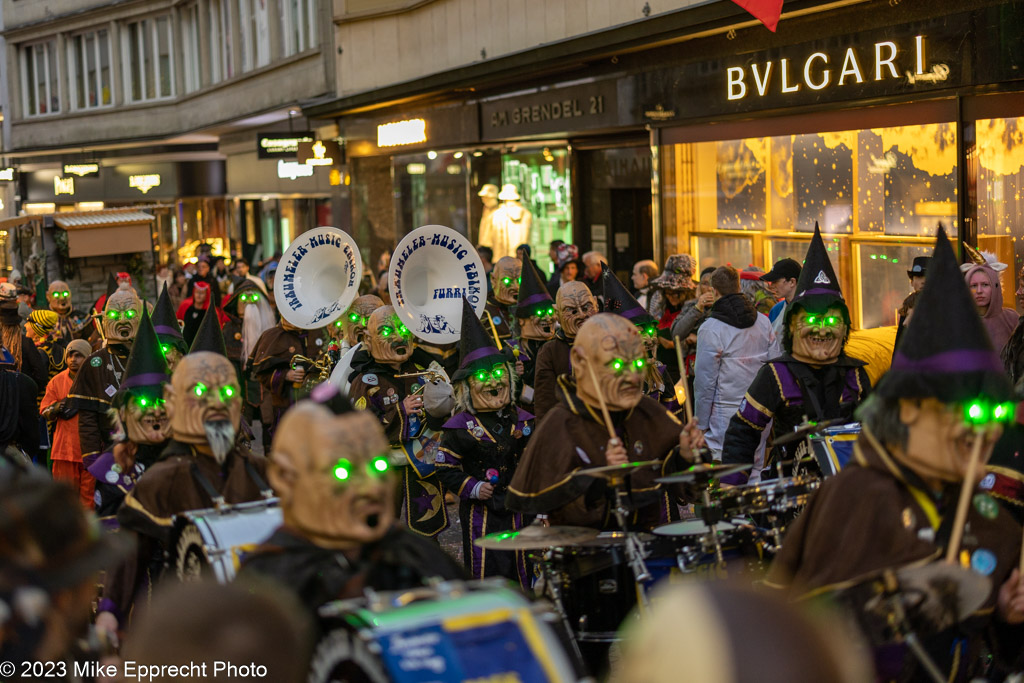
[{"left": 2, "top": 225, "right": 1024, "bottom": 682}]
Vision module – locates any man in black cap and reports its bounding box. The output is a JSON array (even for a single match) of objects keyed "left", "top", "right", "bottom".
[
  {"left": 907, "top": 255, "right": 930, "bottom": 294},
  {"left": 436, "top": 299, "right": 533, "bottom": 587},
  {"left": 761, "top": 257, "right": 802, "bottom": 343},
  {"left": 767, "top": 228, "right": 1024, "bottom": 681},
  {"left": 722, "top": 226, "right": 870, "bottom": 480}
]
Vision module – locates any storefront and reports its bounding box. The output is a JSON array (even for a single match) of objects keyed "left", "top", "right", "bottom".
[
  {"left": 641, "top": 0, "right": 1024, "bottom": 329},
  {"left": 21, "top": 160, "right": 226, "bottom": 266}
]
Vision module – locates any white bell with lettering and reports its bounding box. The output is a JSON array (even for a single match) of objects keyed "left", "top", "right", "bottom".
[
  {"left": 389, "top": 225, "right": 486, "bottom": 344},
  {"left": 275, "top": 226, "right": 363, "bottom": 329}
]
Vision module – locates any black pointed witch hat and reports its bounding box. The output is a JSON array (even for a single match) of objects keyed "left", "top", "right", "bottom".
[
  {"left": 106, "top": 272, "right": 119, "bottom": 299},
  {"left": 453, "top": 298, "right": 506, "bottom": 381},
  {"left": 513, "top": 258, "right": 554, "bottom": 319},
  {"left": 188, "top": 302, "right": 227, "bottom": 356},
  {"left": 790, "top": 223, "right": 843, "bottom": 309},
  {"left": 601, "top": 265, "right": 655, "bottom": 326},
  {"left": 152, "top": 283, "right": 186, "bottom": 352},
  {"left": 878, "top": 226, "right": 1012, "bottom": 402},
  {"left": 114, "top": 307, "right": 169, "bottom": 407}
]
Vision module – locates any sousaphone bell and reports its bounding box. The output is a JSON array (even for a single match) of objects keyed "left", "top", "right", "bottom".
[{"left": 275, "top": 226, "right": 363, "bottom": 329}]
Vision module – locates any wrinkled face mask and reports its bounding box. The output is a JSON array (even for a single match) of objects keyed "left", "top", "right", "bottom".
[
  {"left": 637, "top": 322, "right": 659, "bottom": 359},
  {"left": 341, "top": 295, "right": 384, "bottom": 347},
  {"left": 469, "top": 363, "right": 511, "bottom": 412},
  {"left": 573, "top": 314, "right": 646, "bottom": 411},
  {"left": 102, "top": 290, "right": 144, "bottom": 343},
  {"left": 166, "top": 352, "right": 242, "bottom": 463},
  {"left": 519, "top": 305, "right": 556, "bottom": 341},
  {"left": 47, "top": 281, "right": 72, "bottom": 315},
  {"left": 122, "top": 393, "right": 171, "bottom": 445},
  {"left": 235, "top": 289, "right": 262, "bottom": 317},
  {"left": 366, "top": 306, "right": 413, "bottom": 363},
  {"left": 556, "top": 282, "right": 597, "bottom": 339},
  {"left": 789, "top": 306, "right": 847, "bottom": 365},
  {"left": 491, "top": 258, "right": 522, "bottom": 306},
  {"left": 272, "top": 407, "right": 395, "bottom": 549}
]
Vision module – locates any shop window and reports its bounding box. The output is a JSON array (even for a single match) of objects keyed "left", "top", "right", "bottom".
[
  {"left": 123, "top": 15, "right": 175, "bottom": 102},
  {"left": 208, "top": 0, "right": 233, "bottom": 83},
  {"left": 768, "top": 237, "right": 843, "bottom": 274},
  {"left": 180, "top": 3, "right": 202, "bottom": 92},
  {"left": 21, "top": 39, "right": 59, "bottom": 117},
  {"left": 68, "top": 29, "right": 112, "bottom": 110},
  {"left": 856, "top": 243, "right": 934, "bottom": 329},
  {"left": 280, "top": 0, "right": 317, "bottom": 57},
  {"left": 500, "top": 148, "right": 572, "bottom": 276},
  {"left": 238, "top": 0, "right": 271, "bottom": 71},
  {"left": 394, "top": 152, "right": 469, "bottom": 238},
  {"left": 977, "top": 116, "right": 1024, "bottom": 306},
  {"left": 695, "top": 235, "right": 752, "bottom": 271}
]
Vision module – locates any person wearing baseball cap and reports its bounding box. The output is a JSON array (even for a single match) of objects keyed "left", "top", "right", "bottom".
[{"left": 761, "top": 257, "right": 802, "bottom": 341}]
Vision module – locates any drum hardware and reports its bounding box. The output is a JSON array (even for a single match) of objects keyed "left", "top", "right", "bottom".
[
  {"left": 475, "top": 521, "right": 599, "bottom": 550},
  {"left": 654, "top": 462, "right": 752, "bottom": 485},
  {"left": 769, "top": 416, "right": 848, "bottom": 448}
]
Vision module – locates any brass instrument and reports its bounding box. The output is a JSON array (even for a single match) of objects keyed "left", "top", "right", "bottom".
[
  {"left": 290, "top": 351, "right": 337, "bottom": 395},
  {"left": 395, "top": 365, "right": 451, "bottom": 395}
]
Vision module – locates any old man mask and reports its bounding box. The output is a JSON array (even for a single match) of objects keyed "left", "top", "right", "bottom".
[
  {"left": 339, "top": 294, "right": 384, "bottom": 346},
  {"left": 556, "top": 281, "right": 598, "bottom": 340},
  {"left": 366, "top": 306, "right": 413, "bottom": 364},
  {"left": 165, "top": 352, "right": 242, "bottom": 464},
  {"left": 47, "top": 280, "right": 72, "bottom": 316},
  {"left": 571, "top": 313, "right": 646, "bottom": 412},
  {"left": 490, "top": 257, "right": 522, "bottom": 306},
  {"left": 788, "top": 304, "right": 848, "bottom": 365},
  {"left": 102, "top": 289, "right": 144, "bottom": 344}
]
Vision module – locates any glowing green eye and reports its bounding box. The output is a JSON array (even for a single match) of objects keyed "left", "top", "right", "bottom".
[
  {"left": 399, "top": 325, "right": 409, "bottom": 336},
  {"left": 517, "top": 277, "right": 522, "bottom": 285},
  {"left": 967, "top": 402, "right": 984, "bottom": 422},
  {"left": 107, "top": 310, "right": 120, "bottom": 320},
  {"left": 492, "top": 365, "right": 504, "bottom": 378},
  {"left": 475, "top": 370, "right": 488, "bottom": 382},
  {"left": 334, "top": 320, "right": 343, "bottom": 328},
  {"left": 994, "top": 404, "right": 1009, "bottom": 420},
  {"left": 60, "top": 292, "right": 69, "bottom": 298},
  {"left": 160, "top": 343, "right": 170, "bottom": 356},
  {"left": 547, "top": 307, "right": 555, "bottom": 316},
  {"left": 825, "top": 316, "right": 837, "bottom": 325},
  {"left": 334, "top": 458, "right": 352, "bottom": 481},
  {"left": 634, "top": 358, "right": 645, "bottom": 370},
  {"left": 369, "top": 457, "right": 389, "bottom": 474},
  {"left": 193, "top": 382, "right": 207, "bottom": 398},
  {"left": 125, "top": 310, "right": 136, "bottom": 319},
  {"left": 349, "top": 312, "right": 360, "bottom": 322},
  {"left": 644, "top": 325, "right": 657, "bottom": 337},
  {"left": 252, "top": 293, "right": 260, "bottom": 301},
  {"left": 806, "top": 315, "right": 818, "bottom": 325},
  {"left": 502, "top": 277, "right": 512, "bottom": 286},
  {"left": 220, "top": 385, "right": 235, "bottom": 401},
  {"left": 611, "top": 359, "right": 624, "bottom": 372},
  {"left": 137, "top": 396, "right": 149, "bottom": 408},
  {"left": 380, "top": 326, "right": 392, "bottom": 337}
]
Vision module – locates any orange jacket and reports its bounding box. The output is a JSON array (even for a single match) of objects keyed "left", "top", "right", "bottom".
[{"left": 40, "top": 369, "right": 82, "bottom": 463}]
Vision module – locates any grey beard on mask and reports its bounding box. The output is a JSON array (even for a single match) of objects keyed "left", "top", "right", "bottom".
[{"left": 203, "top": 420, "right": 236, "bottom": 465}]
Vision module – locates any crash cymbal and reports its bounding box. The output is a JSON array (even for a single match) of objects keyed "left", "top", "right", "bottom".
[
  {"left": 573, "top": 459, "right": 663, "bottom": 479},
  {"left": 895, "top": 562, "right": 991, "bottom": 622},
  {"left": 769, "top": 418, "right": 848, "bottom": 447},
  {"left": 474, "top": 524, "right": 599, "bottom": 550},
  {"left": 656, "top": 463, "right": 752, "bottom": 485}
]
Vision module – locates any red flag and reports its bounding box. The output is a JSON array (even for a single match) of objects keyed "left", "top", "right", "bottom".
[{"left": 731, "top": 0, "right": 784, "bottom": 32}]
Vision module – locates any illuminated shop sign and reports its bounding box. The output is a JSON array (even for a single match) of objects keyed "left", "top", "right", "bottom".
[
  {"left": 726, "top": 35, "right": 946, "bottom": 100},
  {"left": 377, "top": 119, "right": 427, "bottom": 147},
  {"left": 0, "top": 168, "right": 14, "bottom": 182},
  {"left": 277, "top": 160, "right": 314, "bottom": 180},
  {"left": 257, "top": 131, "right": 314, "bottom": 158},
  {"left": 129, "top": 174, "right": 161, "bottom": 194},
  {"left": 298, "top": 140, "right": 342, "bottom": 167},
  {"left": 63, "top": 163, "right": 100, "bottom": 177},
  {"left": 54, "top": 177, "right": 75, "bottom": 195}
]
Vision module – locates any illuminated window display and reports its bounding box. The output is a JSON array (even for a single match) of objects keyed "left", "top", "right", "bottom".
[
  {"left": 977, "top": 116, "right": 1024, "bottom": 306},
  {"left": 501, "top": 148, "right": 572, "bottom": 276},
  {"left": 661, "top": 121, "right": 958, "bottom": 328}
]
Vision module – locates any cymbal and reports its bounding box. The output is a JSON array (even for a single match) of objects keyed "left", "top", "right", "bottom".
[
  {"left": 769, "top": 418, "right": 848, "bottom": 447},
  {"left": 656, "top": 463, "right": 752, "bottom": 485},
  {"left": 474, "top": 524, "right": 599, "bottom": 550},
  {"left": 895, "top": 562, "right": 991, "bottom": 622},
  {"left": 573, "top": 459, "right": 663, "bottom": 479}
]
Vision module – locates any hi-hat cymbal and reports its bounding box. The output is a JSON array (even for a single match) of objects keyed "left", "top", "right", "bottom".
[
  {"left": 474, "top": 524, "right": 599, "bottom": 550},
  {"left": 769, "top": 418, "right": 847, "bottom": 447},
  {"left": 572, "top": 459, "right": 663, "bottom": 479},
  {"left": 656, "top": 463, "right": 752, "bottom": 485}
]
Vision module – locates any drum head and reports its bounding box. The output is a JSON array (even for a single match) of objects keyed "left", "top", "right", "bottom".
[
  {"left": 653, "top": 520, "right": 737, "bottom": 537},
  {"left": 275, "top": 226, "right": 362, "bottom": 329},
  {"left": 389, "top": 225, "right": 486, "bottom": 343}
]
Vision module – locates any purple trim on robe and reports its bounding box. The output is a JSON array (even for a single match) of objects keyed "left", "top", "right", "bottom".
[
  {"left": 443, "top": 411, "right": 475, "bottom": 430},
  {"left": 738, "top": 398, "right": 772, "bottom": 429},
  {"left": 469, "top": 504, "right": 486, "bottom": 579},
  {"left": 620, "top": 305, "right": 646, "bottom": 320},
  {"left": 841, "top": 367, "right": 863, "bottom": 403},
  {"left": 460, "top": 476, "right": 481, "bottom": 501},
  {"left": 270, "top": 368, "right": 288, "bottom": 395},
  {"left": 120, "top": 372, "right": 168, "bottom": 390},
  {"left": 772, "top": 362, "right": 804, "bottom": 403},
  {"left": 891, "top": 349, "right": 1003, "bottom": 374}
]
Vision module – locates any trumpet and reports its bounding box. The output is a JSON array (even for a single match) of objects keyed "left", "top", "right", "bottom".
[
  {"left": 290, "top": 353, "right": 335, "bottom": 391},
  {"left": 395, "top": 366, "right": 451, "bottom": 395}
]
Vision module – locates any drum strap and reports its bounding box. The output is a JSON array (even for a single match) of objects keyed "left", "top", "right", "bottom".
[
  {"left": 243, "top": 458, "right": 274, "bottom": 499},
  {"left": 189, "top": 462, "right": 226, "bottom": 508}
]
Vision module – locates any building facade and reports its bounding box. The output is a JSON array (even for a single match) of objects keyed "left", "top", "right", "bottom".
[{"left": 310, "top": 0, "right": 1024, "bottom": 329}]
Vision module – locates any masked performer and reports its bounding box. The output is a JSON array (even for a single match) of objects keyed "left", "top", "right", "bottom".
[
  {"left": 533, "top": 281, "right": 597, "bottom": 423},
  {"left": 240, "top": 401, "right": 462, "bottom": 613},
  {"left": 176, "top": 281, "right": 227, "bottom": 348},
  {"left": 436, "top": 300, "right": 532, "bottom": 586},
  {"left": 603, "top": 268, "right": 680, "bottom": 416},
  {"left": 45, "top": 279, "right": 87, "bottom": 344},
  {"left": 348, "top": 306, "right": 453, "bottom": 538},
  {"left": 85, "top": 309, "right": 171, "bottom": 517},
  {"left": 336, "top": 294, "right": 383, "bottom": 355},
  {"left": 69, "top": 287, "right": 144, "bottom": 462},
  {"left": 25, "top": 309, "right": 67, "bottom": 389},
  {"left": 222, "top": 280, "right": 275, "bottom": 426},
  {"left": 152, "top": 283, "right": 187, "bottom": 372},
  {"left": 767, "top": 228, "right": 1024, "bottom": 681},
  {"left": 722, "top": 226, "right": 870, "bottom": 481},
  {"left": 508, "top": 313, "right": 702, "bottom": 530},
  {"left": 512, "top": 259, "right": 556, "bottom": 410},
  {"left": 249, "top": 309, "right": 327, "bottom": 437},
  {"left": 0, "top": 300, "right": 48, "bottom": 392},
  {"left": 484, "top": 256, "right": 521, "bottom": 342}
]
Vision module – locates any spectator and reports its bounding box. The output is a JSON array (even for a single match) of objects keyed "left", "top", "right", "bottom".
[
  {"left": 548, "top": 244, "right": 581, "bottom": 297},
  {"left": 546, "top": 239, "right": 565, "bottom": 292},
  {"left": 40, "top": 340, "right": 93, "bottom": 508},
  {"left": 167, "top": 266, "right": 188, "bottom": 312},
  {"left": 631, "top": 259, "right": 659, "bottom": 311},
  {"left": 671, "top": 266, "right": 716, "bottom": 392},
  {"left": 740, "top": 266, "right": 775, "bottom": 316},
  {"left": 516, "top": 243, "right": 540, "bottom": 277},
  {"left": 906, "top": 256, "right": 929, "bottom": 293},
  {"left": 694, "top": 266, "right": 774, "bottom": 460},
  {"left": 376, "top": 250, "right": 392, "bottom": 282},
  {"left": 582, "top": 251, "right": 607, "bottom": 297},
  {"left": 0, "top": 344, "right": 39, "bottom": 460},
  {"left": 760, "top": 257, "right": 802, "bottom": 344},
  {"left": 649, "top": 254, "right": 698, "bottom": 383},
  {"left": 0, "top": 300, "right": 48, "bottom": 392},
  {"left": 477, "top": 245, "right": 494, "bottom": 276},
  {"left": 965, "top": 262, "right": 1018, "bottom": 356},
  {"left": 892, "top": 290, "right": 920, "bottom": 366},
  {"left": 187, "top": 255, "right": 221, "bottom": 307}
]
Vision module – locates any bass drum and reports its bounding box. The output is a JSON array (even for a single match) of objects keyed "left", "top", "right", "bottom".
[
  {"left": 172, "top": 499, "right": 282, "bottom": 583},
  {"left": 810, "top": 422, "right": 861, "bottom": 477},
  {"left": 309, "top": 580, "right": 584, "bottom": 683}
]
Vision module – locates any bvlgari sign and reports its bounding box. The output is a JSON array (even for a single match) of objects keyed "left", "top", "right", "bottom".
[{"left": 725, "top": 35, "right": 946, "bottom": 100}]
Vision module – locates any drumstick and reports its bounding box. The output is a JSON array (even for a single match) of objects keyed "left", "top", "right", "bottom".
[
  {"left": 675, "top": 337, "right": 695, "bottom": 425},
  {"left": 946, "top": 432, "right": 986, "bottom": 565},
  {"left": 585, "top": 361, "right": 618, "bottom": 442}
]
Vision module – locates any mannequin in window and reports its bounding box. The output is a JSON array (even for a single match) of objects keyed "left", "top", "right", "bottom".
[
  {"left": 476, "top": 184, "right": 499, "bottom": 254},
  {"left": 489, "top": 184, "right": 532, "bottom": 262}
]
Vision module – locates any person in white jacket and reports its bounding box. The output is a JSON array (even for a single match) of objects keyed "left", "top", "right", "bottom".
[{"left": 694, "top": 266, "right": 775, "bottom": 460}]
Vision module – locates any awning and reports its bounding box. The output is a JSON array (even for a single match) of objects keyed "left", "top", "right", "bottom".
[
  {"left": 54, "top": 210, "right": 155, "bottom": 258},
  {"left": 53, "top": 210, "right": 154, "bottom": 229}
]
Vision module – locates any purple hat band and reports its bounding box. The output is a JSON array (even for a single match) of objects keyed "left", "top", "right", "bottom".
[
  {"left": 460, "top": 345, "right": 502, "bottom": 368},
  {"left": 891, "top": 349, "right": 1003, "bottom": 374},
  {"left": 120, "top": 372, "right": 169, "bottom": 390},
  {"left": 518, "top": 293, "right": 552, "bottom": 309},
  {"left": 620, "top": 305, "right": 646, "bottom": 320},
  {"left": 153, "top": 324, "right": 183, "bottom": 337},
  {"left": 797, "top": 288, "right": 843, "bottom": 299}
]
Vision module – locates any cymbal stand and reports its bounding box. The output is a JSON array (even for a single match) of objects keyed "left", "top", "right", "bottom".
[
  {"left": 607, "top": 474, "right": 652, "bottom": 602},
  {"left": 700, "top": 486, "right": 726, "bottom": 569},
  {"left": 872, "top": 572, "right": 946, "bottom": 683}
]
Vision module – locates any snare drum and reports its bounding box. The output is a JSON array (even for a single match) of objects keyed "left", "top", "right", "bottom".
[
  {"left": 810, "top": 423, "right": 861, "bottom": 477},
  {"left": 171, "top": 499, "right": 282, "bottom": 583},
  {"left": 718, "top": 475, "right": 821, "bottom": 517},
  {"left": 310, "top": 580, "right": 582, "bottom": 683},
  {"left": 652, "top": 519, "right": 766, "bottom": 578}
]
